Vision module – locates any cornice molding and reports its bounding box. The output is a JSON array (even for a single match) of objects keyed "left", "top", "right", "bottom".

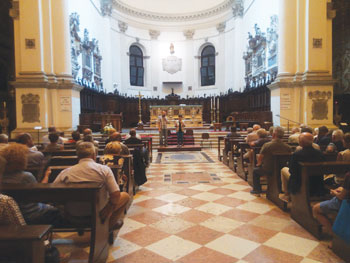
[{"left": 112, "top": 0, "right": 236, "bottom": 22}]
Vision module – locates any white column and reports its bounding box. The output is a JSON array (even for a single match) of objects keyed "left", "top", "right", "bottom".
[
  {"left": 51, "top": 0, "right": 73, "bottom": 80},
  {"left": 277, "top": 0, "right": 298, "bottom": 79}
]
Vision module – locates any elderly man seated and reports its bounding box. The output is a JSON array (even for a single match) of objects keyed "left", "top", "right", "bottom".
[
  {"left": 288, "top": 127, "right": 301, "bottom": 144},
  {"left": 280, "top": 133, "right": 326, "bottom": 201},
  {"left": 54, "top": 142, "right": 130, "bottom": 232},
  {"left": 16, "top": 133, "right": 44, "bottom": 168},
  {"left": 250, "top": 126, "right": 292, "bottom": 195}
]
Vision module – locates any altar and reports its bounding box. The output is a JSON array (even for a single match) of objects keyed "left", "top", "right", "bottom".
[{"left": 150, "top": 105, "right": 203, "bottom": 127}]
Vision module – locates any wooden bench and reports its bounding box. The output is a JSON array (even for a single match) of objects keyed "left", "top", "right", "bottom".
[
  {"left": 0, "top": 225, "right": 52, "bottom": 263},
  {"left": 44, "top": 149, "right": 104, "bottom": 157},
  {"left": 1, "top": 183, "right": 110, "bottom": 263},
  {"left": 236, "top": 142, "right": 250, "bottom": 181},
  {"left": 227, "top": 138, "right": 247, "bottom": 172},
  {"left": 218, "top": 136, "right": 225, "bottom": 161},
  {"left": 269, "top": 153, "right": 291, "bottom": 211},
  {"left": 291, "top": 161, "right": 350, "bottom": 239}
]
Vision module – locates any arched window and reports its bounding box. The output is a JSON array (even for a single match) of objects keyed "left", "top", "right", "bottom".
[
  {"left": 200, "top": 45, "right": 216, "bottom": 86},
  {"left": 129, "top": 45, "right": 144, "bottom": 86}
]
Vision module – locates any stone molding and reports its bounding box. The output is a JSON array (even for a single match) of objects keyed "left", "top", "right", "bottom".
[{"left": 112, "top": 0, "right": 236, "bottom": 22}]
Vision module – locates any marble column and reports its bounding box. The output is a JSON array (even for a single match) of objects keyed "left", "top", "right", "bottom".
[
  {"left": 11, "top": 0, "right": 83, "bottom": 139},
  {"left": 269, "top": 0, "right": 335, "bottom": 128}
]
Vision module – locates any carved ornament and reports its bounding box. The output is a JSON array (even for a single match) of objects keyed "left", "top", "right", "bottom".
[
  {"left": 149, "top": 30, "right": 160, "bottom": 40},
  {"left": 183, "top": 30, "right": 195, "bottom": 40},
  {"left": 21, "top": 94, "right": 40, "bottom": 123},
  {"left": 118, "top": 21, "right": 128, "bottom": 33},
  {"left": 308, "top": 90, "right": 332, "bottom": 120},
  {"left": 216, "top": 22, "right": 226, "bottom": 33}
]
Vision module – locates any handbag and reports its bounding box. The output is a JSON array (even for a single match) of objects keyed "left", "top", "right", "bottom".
[{"left": 332, "top": 199, "right": 350, "bottom": 243}]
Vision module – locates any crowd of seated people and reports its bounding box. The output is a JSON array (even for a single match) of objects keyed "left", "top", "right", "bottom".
[{"left": 0, "top": 126, "right": 142, "bottom": 238}]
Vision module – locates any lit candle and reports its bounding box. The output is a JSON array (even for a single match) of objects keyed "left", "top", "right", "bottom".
[{"left": 3, "top": 102, "right": 5, "bottom": 108}]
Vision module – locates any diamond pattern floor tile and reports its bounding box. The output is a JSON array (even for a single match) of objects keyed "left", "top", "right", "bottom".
[{"left": 55, "top": 149, "right": 342, "bottom": 263}]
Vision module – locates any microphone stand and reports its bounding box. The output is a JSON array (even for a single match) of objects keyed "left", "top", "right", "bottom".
[{"left": 275, "top": 114, "right": 301, "bottom": 134}]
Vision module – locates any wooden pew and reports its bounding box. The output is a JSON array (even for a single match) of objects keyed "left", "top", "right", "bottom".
[
  {"left": 45, "top": 149, "right": 104, "bottom": 156},
  {"left": 236, "top": 142, "right": 250, "bottom": 181},
  {"left": 269, "top": 153, "right": 291, "bottom": 211},
  {"left": 332, "top": 235, "right": 350, "bottom": 262},
  {"left": 227, "top": 138, "right": 246, "bottom": 172},
  {"left": 218, "top": 136, "right": 225, "bottom": 161},
  {"left": 0, "top": 225, "right": 52, "bottom": 263},
  {"left": 291, "top": 161, "right": 350, "bottom": 239},
  {"left": 1, "top": 183, "right": 110, "bottom": 263}
]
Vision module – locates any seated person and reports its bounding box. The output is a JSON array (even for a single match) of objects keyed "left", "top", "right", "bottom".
[
  {"left": 0, "top": 134, "right": 9, "bottom": 151},
  {"left": 66, "top": 130, "right": 81, "bottom": 144},
  {"left": 244, "top": 128, "right": 270, "bottom": 162},
  {"left": 287, "top": 133, "right": 326, "bottom": 197},
  {"left": 251, "top": 126, "right": 292, "bottom": 195},
  {"left": 105, "top": 132, "right": 129, "bottom": 155},
  {"left": 125, "top": 129, "right": 149, "bottom": 167},
  {"left": 124, "top": 129, "right": 142, "bottom": 145},
  {"left": 331, "top": 129, "right": 345, "bottom": 152},
  {"left": 42, "top": 126, "right": 64, "bottom": 147},
  {"left": 295, "top": 126, "right": 320, "bottom": 151},
  {"left": 77, "top": 128, "right": 99, "bottom": 147},
  {"left": 313, "top": 172, "right": 350, "bottom": 234},
  {"left": 43, "top": 133, "right": 64, "bottom": 152},
  {"left": 1, "top": 144, "right": 63, "bottom": 226},
  {"left": 224, "top": 126, "right": 241, "bottom": 154},
  {"left": 54, "top": 142, "right": 130, "bottom": 232},
  {"left": 82, "top": 135, "right": 99, "bottom": 155},
  {"left": 249, "top": 128, "right": 270, "bottom": 147},
  {"left": 314, "top": 126, "right": 331, "bottom": 148},
  {"left": 338, "top": 133, "right": 350, "bottom": 161},
  {"left": 288, "top": 127, "right": 301, "bottom": 144},
  {"left": 246, "top": 124, "right": 260, "bottom": 143},
  {"left": 0, "top": 155, "right": 27, "bottom": 226},
  {"left": 16, "top": 133, "right": 44, "bottom": 168},
  {"left": 101, "top": 141, "right": 128, "bottom": 188}
]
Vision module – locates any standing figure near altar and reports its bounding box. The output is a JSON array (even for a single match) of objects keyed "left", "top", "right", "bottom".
[
  {"left": 175, "top": 115, "right": 186, "bottom": 147},
  {"left": 158, "top": 111, "right": 169, "bottom": 146}
]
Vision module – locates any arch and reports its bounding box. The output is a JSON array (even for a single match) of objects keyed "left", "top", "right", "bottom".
[
  {"left": 129, "top": 44, "right": 144, "bottom": 86},
  {"left": 200, "top": 44, "right": 216, "bottom": 86}
]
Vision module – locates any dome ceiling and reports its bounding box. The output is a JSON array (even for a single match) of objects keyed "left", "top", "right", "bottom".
[{"left": 113, "top": 0, "right": 236, "bottom": 22}]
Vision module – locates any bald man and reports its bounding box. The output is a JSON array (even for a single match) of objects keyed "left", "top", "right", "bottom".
[
  {"left": 281, "top": 133, "right": 325, "bottom": 200},
  {"left": 246, "top": 124, "right": 261, "bottom": 143}
]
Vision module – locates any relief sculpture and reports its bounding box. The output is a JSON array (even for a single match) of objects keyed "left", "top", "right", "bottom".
[
  {"left": 308, "top": 90, "right": 332, "bottom": 120},
  {"left": 21, "top": 94, "right": 40, "bottom": 123}
]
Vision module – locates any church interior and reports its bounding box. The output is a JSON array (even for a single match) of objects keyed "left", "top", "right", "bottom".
[{"left": 1, "top": 0, "right": 350, "bottom": 262}]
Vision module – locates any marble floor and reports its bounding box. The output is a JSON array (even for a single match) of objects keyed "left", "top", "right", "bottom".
[{"left": 57, "top": 149, "right": 343, "bottom": 263}]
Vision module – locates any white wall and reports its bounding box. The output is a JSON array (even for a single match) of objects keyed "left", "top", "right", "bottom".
[{"left": 68, "top": 0, "right": 279, "bottom": 97}]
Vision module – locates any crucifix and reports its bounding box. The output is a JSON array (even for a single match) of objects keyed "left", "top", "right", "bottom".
[{"left": 138, "top": 91, "right": 144, "bottom": 125}]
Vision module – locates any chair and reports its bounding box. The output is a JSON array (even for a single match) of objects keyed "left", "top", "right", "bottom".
[
  {"left": 201, "top": 133, "right": 212, "bottom": 148},
  {"left": 185, "top": 129, "right": 193, "bottom": 136}
]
